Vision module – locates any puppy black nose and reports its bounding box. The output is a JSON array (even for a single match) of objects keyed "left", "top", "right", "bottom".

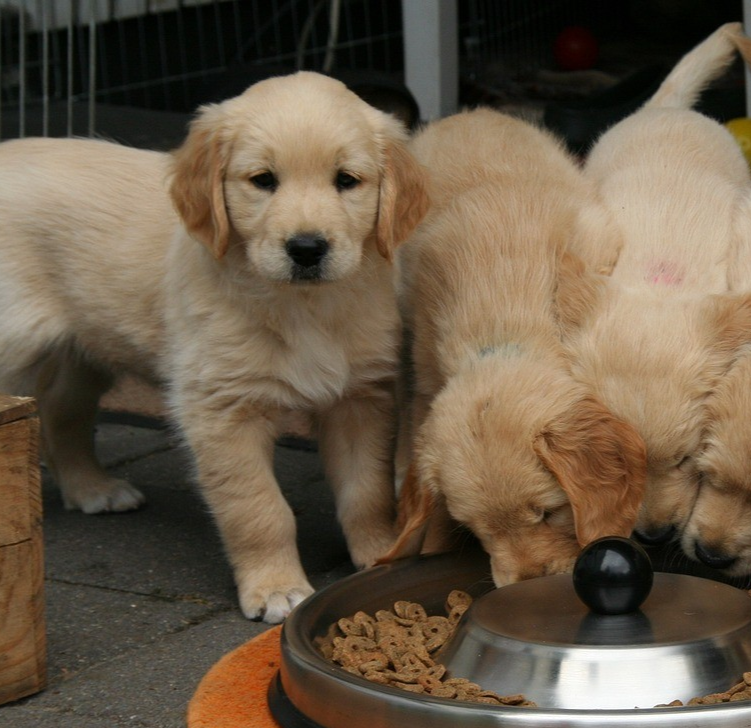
[
  {"left": 694, "top": 541, "right": 737, "bottom": 569},
  {"left": 633, "top": 524, "right": 676, "bottom": 545},
  {"left": 285, "top": 234, "right": 328, "bottom": 268}
]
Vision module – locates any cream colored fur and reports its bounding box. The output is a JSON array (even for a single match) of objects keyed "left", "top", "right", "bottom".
[
  {"left": 381, "top": 108, "right": 646, "bottom": 586},
  {"left": 682, "top": 146, "right": 751, "bottom": 573},
  {"left": 567, "top": 23, "right": 751, "bottom": 545},
  {"left": 683, "top": 350, "right": 751, "bottom": 574},
  {"left": 0, "top": 71, "right": 429, "bottom": 623}
]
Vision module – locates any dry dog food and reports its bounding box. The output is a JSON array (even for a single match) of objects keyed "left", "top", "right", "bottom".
[
  {"left": 316, "top": 590, "right": 537, "bottom": 707},
  {"left": 657, "top": 672, "right": 751, "bottom": 707}
]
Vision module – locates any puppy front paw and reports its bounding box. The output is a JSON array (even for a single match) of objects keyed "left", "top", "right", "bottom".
[
  {"left": 238, "top": 576, "right": 315, "bottom": 624},
  {"left": 62, "top": 477, "right": 146, "bottom": 514}
]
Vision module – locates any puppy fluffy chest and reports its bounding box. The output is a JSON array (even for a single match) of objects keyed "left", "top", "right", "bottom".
[{"left": 255, "top": 292, "right": 399, "bottom": 406}]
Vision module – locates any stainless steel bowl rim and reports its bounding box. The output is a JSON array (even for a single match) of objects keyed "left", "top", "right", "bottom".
[
  {"left": 282, "top": 617, "right": 751, "bottom": 718},
  {"left": 278, "top": 550, "right": 751, "bottom": 727}
]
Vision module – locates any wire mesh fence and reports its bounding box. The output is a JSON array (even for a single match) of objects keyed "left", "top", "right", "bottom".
[
  {"left": 0, "top": 0, "right": 404, "bottom": 139},
  {"left": 0, "top": 1, "right": 621, "bottom": 141}
]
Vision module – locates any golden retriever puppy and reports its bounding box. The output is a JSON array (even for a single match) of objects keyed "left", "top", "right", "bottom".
[
  {"left": 0, "top": 71, "right": 429, "bottom": 622},
  {"left": 567, "top": 23, "right": 751, "bottom": 546},
  {"left": 680, "top": 191, "right": 751, "bottom": 573},
  {"left": 682, "top": 351, "right": 751, "bottom": 573},
  {"left": 380, "top": 108, "right": 647, "bottom": 586}
]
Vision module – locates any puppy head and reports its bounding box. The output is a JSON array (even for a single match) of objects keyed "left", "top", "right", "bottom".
[
  {"left": 683, "top": 348, "right": 751, "bottom": 574},
  {"left": 382, "top": 361, "right": 646, "bottom": 586},
  {"left": 570, "top": 289, "right": 751, "bottom": 545},
  {"left": 682, "top": 364, "right": 751, "bottom": 574},
  {"left": 169, "top": 71, "right": 429, "bottom": 282}
]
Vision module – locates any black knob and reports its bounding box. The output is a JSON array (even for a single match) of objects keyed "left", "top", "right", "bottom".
[{"left": 573, "top": 537, "right": 653, "bottom": 615}]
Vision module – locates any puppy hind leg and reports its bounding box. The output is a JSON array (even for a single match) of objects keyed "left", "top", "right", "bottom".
[{"left": 35, "top": 348, "right": 145, "bottom": 513}]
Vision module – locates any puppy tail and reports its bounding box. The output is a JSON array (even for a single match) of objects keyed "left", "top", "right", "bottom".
[{"left": 645, "top": 22, "right": 751, "bottom": 110}]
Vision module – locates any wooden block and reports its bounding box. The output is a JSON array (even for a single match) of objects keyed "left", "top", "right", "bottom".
[{"left": 0, "top": 395, "right": 46, "bottom": 705}]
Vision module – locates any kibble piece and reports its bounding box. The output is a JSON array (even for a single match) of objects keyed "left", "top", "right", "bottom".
[
  {"left": 394, "top": 600, "right": 428, "bottom": 622},
  {"left": 319, "top": 591, "right": 537, "bottom": 708},
  {"left": 422, "top": 616, "right": 452, "bottom": 651}
]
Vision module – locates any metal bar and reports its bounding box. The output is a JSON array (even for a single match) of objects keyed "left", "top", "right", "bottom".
[
  {"left": 343, "top": 0, "right": 355, "bottom": 69},
  {"left": 176, "top": 0, "right": 188, "bottom": 109},
  {"left": 88, "top": 0, "right": 96, "bottom": 136},
  {"left": 18, "top": 0, "right": 25, "bottom": 138},
  {"left": 195, "top": 0, "right": 208, "bottom": 83},
  {"left": 230, "top": 0, "right": 242, "bottom": 65},
  {"left": 137, "top": 5, "right": 151, "bottom": 106},
  {"left": 42, "top": 0, "right": 49, "bottom": 136},
  {"left": 67, "top": 0, "right": 74, "bottom": 136},
  {"left": 212, "top": 0, "right": 225, "bottom": 70},
  {"left": 156, "top": 3, "right": 171, "bottom": 108},
  {"left": 116, "top": 3, "right": 132, "bottom": 106},
  {"left": 403, "top": 0, "right": 458, "bottom": 120},
  {"left": 0, "top": 6, "right": 4, "bottom": 139},
  {"left": 745, "top": 0, "right": 751, "bottom": 116}
]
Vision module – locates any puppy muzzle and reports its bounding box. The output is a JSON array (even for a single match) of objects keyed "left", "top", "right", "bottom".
[
  {"left": 285, "top": 233, "right": 329, "bottom": 281},
  {"left": 633, "top": 523, "right": 676, "bottom": 546},
  {"left": 693, "top": 540, "right": 738, "bottom": 570}
]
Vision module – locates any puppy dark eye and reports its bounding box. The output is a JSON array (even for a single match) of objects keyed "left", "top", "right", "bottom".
[
  {"left": 531, "top": 506, "right": 550, "bottom": 523},
  {"left": 335, "top": 172, "right": 360, "bottom": 191},
  {"left": 250, "top": 172, "right": 277, "bottom": 191}
]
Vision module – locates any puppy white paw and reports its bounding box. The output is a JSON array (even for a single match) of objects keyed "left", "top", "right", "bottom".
[
  {"left": 63, "top": 477, "right": 146, "bottom": 514},
  {"left": 239, "top": 580, "right": 315, "bottom": 624}
]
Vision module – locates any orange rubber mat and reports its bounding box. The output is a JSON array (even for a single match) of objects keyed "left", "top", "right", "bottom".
[{"left": 188, "top": 625, "right": 283, "bottom": 728}]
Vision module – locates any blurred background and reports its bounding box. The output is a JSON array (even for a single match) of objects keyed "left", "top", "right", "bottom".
[{"left": 0, "top": 0, "right": 745, "bottom": 152}]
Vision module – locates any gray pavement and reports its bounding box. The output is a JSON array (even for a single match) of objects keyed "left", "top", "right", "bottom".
[{"left": 1, "top": 419, "right": 355, "bottom": 728}]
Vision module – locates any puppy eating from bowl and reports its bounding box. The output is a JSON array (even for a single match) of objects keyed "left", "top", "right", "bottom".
[
  {"left": 679, "top": 184, "right": 751, "bottom": 576},
  {"left": 681, "top": 351, "right": 751, "bottom": 575},
  {"left": 0, "top": 71, "right": 429, "bottom": 623},
  {"left": 379, "top": 107, "right": 647, "bottom": 586},
  {"left": 567, "top": 23, "right": 751, "bottom": 549}
]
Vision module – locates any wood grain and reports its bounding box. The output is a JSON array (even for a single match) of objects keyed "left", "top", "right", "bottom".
[{"left": 0, "top": 398, "right": 46, "bottom": 705}]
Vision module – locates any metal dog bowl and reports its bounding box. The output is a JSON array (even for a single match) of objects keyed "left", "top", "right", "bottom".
[{"left": 269, "top": 540, "right": 751, "bottom": 727}]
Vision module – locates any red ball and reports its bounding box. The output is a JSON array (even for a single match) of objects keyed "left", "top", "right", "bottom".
[{"left": 553, "top": 25, "right": 599, "bottom": 71}]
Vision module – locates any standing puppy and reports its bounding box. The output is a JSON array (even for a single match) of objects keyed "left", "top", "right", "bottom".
[
  {"left": 568, "top": 24, "right": 751, "bottom": 546},
  {"left": 0, "top": 71, "right": 429, "bottom": 622},
  {"left": 382, "top": 108, "right": 646, "bottom": 586}
]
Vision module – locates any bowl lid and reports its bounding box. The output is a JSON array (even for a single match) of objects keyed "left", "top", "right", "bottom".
[
  {"left": 448, "top": 571, "right": 751, "bottom": 648},
  {"left": 438, "top": 538, "right": 751, "bottom": 708}
]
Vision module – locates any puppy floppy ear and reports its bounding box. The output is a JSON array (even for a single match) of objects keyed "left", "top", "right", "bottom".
[
  {"left": 376, "top": 140, "right": 430, "bottom": 261},
  {"left": 376, "top": 461, "right": 432, "bottom": 562},
  {"left": 534, "top": 396, "right": 647, "bottom": 546},
  {"left": 170, "top": 106, "right": 231, "bottom": 259}
]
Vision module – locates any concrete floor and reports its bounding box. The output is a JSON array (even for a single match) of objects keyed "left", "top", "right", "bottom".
[{"left": 2, "top": 421, "right": 355, "bottom": 728}]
